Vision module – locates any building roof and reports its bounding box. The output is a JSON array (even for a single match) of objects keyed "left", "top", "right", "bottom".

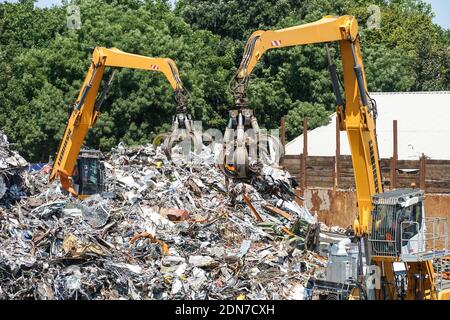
[{"left": 285, "top": 92, "right": 450, "bottom": 160}]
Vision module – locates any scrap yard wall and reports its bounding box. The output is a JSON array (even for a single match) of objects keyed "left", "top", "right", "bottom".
[
  {"left": 285, "top": 155, "right": 450, "bottom": 194},
  {"left": 285, "top": 152, "right": 450, "bottom": 228}
]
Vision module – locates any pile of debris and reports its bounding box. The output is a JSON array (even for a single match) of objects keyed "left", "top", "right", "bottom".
[
  {"left": 0, "top": 132, "right": 29, "bottom": 206},
  {"left": 0, "top": 142, "right": 329, "bottom": 300}
]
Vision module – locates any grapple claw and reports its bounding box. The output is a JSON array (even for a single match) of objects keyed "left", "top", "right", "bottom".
[
  {"left": 161, "top": 112, "right": 200, "bottom": 161},
  {"left": 219, "top": 108, "right": 284, "bottom": 180}
]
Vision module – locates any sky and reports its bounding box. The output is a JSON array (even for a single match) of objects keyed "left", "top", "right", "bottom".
[
  {"left": 0, "top": 0, "right": 449, "bottom": 29},
  {"left": 424, "top": 0, "right": 450, "bottom": 29}
]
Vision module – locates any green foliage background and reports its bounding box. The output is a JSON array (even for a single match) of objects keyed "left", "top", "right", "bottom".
[{"left": 0, "top": 0, "right": 448, "bottom": 162}]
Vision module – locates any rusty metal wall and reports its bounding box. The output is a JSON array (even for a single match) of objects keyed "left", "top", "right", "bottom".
[
  {"left": 297, "top": 187, "right": 450, "bottom": 229},
  {"left": 286, "top": 155, "right": 450, "bottom": 193}
]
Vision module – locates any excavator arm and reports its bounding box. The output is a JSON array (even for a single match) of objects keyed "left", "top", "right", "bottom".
[
  {"left": 50, "top": 47, "right": 188, "bottom": 197},
  {"left": 232, "top": 15, "right": 358, "bottom": 86},
  {"left": 229, "top": 15, "right": 450, "bottom": 300},
  {"left": 228, "top": 15, "right": 383, "bottom": 236}
]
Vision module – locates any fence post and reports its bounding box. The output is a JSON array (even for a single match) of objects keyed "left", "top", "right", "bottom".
[
  {"left": 281, "top": 116, "right": 286, "bottom": 151},
  {"left": 299, "top": 153, "right": 303, "bottom": 194},
  {"left": 420, "top": 153, "right": 426, "bottom": 191},
  {"left": 390, "top": 157, "right": 394, "bottom": 189},
  {"left": 334, "top": 115, "right": 340, "bottom": 191},
  {"left": 302, "top": 118, "right": 308, "bottom": 191},
  {"left": 391, "top": 120, "right": 398, "bottom": 189}
]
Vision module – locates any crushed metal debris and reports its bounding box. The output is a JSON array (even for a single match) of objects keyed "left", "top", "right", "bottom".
[
  {"left": 0, "top": 137, "right": 345, "bottom": 300},
  {"left": 0, "top": 132, "right": 29, "bottom": 207}
]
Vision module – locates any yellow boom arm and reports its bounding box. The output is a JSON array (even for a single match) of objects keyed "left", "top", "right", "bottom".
[
  {"left": 233, "top": 15, "right": 383, "bottom": 236},
  {"left": 49, "top": 47, "right": 186, "bottom": 196}
]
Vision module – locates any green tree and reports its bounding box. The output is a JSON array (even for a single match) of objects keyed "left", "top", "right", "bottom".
[
  {"left": 0, "top": 0, "right": 236, "bottom": 161},
  {"left": 285, "top": 101, "right": 330, "bottom": 139},
  {"left": 0, "top": 0, "right": 448, "bottom": 162},
  {"left": 178, "top": 0, "right": 450, "bottom": 141}
]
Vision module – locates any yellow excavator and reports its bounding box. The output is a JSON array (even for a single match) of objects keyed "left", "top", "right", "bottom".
[
  {"left": 49, "top": 47, "right": 194, "bottom": 199},
  {"left": 224, "top": 15, "right": 450, "bottom": 300}
]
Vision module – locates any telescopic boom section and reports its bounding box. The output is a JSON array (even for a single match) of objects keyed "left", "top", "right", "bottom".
[
  {"left": 232, "top": 15, "right": 383, "bottom": 236},
  {"left": 49, "top": 47, "right": 186, "bottom": 196}
]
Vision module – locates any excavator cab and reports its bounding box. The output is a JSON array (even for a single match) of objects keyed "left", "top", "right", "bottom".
[
  {"left": 369, "top": 189, "right": 426, "bottom": 258},
  {"left": 72, "top": 149, "right": 105, "bottom": 198},
  {"left": 368, "top": 189, "right": 450, "bottom": 300},
  {"left": 231, "top": 15, "right": 450, "bottom": 300}
]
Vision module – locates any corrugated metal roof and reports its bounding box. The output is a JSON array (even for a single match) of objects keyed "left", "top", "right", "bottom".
[{"left": 285, "top": 92, "right": 450, "bottom": 160}]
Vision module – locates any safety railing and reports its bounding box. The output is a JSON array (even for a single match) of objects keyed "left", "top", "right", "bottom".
[
  {"left": 433, "top": 255, "right": 450, "bottom": 292},
  {"left": 400, "top": 217, "right": 448, "bottom": 262}
]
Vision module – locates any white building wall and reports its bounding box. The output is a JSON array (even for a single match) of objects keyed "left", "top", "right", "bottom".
[{"left": 285, "top": 92, "right": 450, "bottom": 160}]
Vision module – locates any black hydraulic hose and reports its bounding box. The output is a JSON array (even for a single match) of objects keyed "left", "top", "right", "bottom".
[
  {"left": 75, "top": 84, "right": 91, "bottom": 110},
  {"left": 168, "top": 60, "right": 183, "bottom": 87},
  {"left": 355, "top": 281, "right": 368, "bottom": 300},
  {"left": 229, "top": 35, "right": 260, "bottom": 96},
  {"left": 75, "top": 65, "right": 99, "bottom": 110},
  {"left": 325, "top": 44, "right": 343, "bottom": 107},
  {"left": 357, "top": 238, "right": 364, "bottom": 278},
  {"left": 167, "top": 60, "right": 191, "bottom": 115},
  {"left": 240, "top": 35, "right": 259, "bottom": 71},
  {"left": 350, "top": 40, "right": 369, "bottom": 107},
  {"left": 94, "top": 69, "right": 116, "bottom": 111}
]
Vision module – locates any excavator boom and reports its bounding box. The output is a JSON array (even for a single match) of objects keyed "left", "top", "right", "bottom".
[
  {"left": 229, "top": 15, "right": 382, "bottom": 235},
  {"left": 235, "top": 15, "right": 358, "bottom": 78},
  {"left": 229, "top": 15, "right": 450, "bottom": 300}
]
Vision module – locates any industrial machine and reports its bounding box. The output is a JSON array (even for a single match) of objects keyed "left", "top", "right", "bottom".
[
  {"left": 226, "top": 15, "right": 450, "bottom": 300},
  {"left": 50, "top": 47, "right": 193, "bottom": 198},
  {"left": 71, "top": 149, "right": 106, "bottom": 197}
]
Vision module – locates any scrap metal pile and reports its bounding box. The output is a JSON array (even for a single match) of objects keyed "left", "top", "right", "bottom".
[
  {"left": 0, "top": 141, "right": 330, "bottom": 300},
  {"left": 0, "top": 132, "right": 29, "bottom": 207}
]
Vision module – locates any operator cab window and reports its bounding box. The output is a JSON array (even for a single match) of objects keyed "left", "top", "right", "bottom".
[
  {"left": 76, "top": 158, "right": 101, "bottom": 195},
  {"left": 400, "top": 202, "right": 423, "bottom": 246}
]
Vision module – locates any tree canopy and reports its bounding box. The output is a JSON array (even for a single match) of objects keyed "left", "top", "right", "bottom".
[{"left": 0, "top": 0, "right": 448, "bottom": 161}]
